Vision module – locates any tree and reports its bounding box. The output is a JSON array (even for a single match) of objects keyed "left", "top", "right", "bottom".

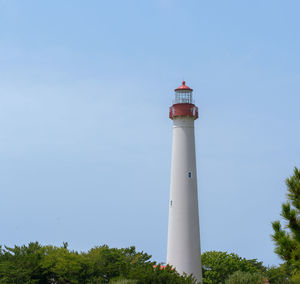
[
  {"left": 265, "top": 265, "right": 290, "bottom": 284},
  {"left": 0, "top": 243, "right": 196, "bottom": 283},
  {"left": 201, "top": 251, "right": 266, "bottom": 284},
  {"left": 225, "top": 271, "right": 265, "bottom": 284},
  {"left": 272, "top": 167, "right": 300, "bottom": 280},
  {"left": 0, "top": 242, "right": 48, "bottom": 283},
  {"left": 110, "top": 280, "right": 137, "bottom": 284}
]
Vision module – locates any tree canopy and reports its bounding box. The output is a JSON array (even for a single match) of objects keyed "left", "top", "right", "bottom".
[
  {"left": 272, "top": 167, "right": 300, "bottom": 282},
  {"left": 201, "top": 251, "right": 266, "bottom": 284},
  {"left": 0, "top": 243, "right": 196, "bottom": 284},
  {"left": 225, "top": 270, "right": 265, "bottom": 284},
  {"left": 0, "top": 244, "right": 293, "bottom": 283}
]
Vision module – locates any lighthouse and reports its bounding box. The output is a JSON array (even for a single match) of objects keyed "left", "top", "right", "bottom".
[{"left": 167, "top": 81, "right": 202, "bottom": 283}]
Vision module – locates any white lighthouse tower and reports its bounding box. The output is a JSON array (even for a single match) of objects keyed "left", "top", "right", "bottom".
[{"left": 167, "top": 81, "right": 202, "bottom": 283}]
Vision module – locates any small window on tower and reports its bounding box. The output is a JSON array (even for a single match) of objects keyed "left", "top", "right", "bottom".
[{"left": 188, "top": 172, "right": 192, "bottom": 178}]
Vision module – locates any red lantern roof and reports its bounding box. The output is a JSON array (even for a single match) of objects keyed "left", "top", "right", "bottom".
[{"left": 175, "top": 81, "right": 193, "bottom": 92}]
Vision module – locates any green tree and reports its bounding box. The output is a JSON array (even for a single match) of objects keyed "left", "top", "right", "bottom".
[
  {"left": 201, "top": 251, "right": 266, "bottom": 284},
  {"left": 272, "top": 167, "right": 300, "bottom": 279},
  {"left": 110, "top": 280, "right": 137, "bottom": 284},
  {"left": 0, "top": 242, "right": 47, "bottom": 283},
  {"left": 39, "top": 245, "right": 86, "bottom": 283},
  {"left": 265, "top": 265, "right": 290, "bottom": 284},
  {"left": 130, "top": 264, "right": 196, "bottom": 284},
  {"left": 0, "top": 243, "right": 196, "bottom": 283},
  {"left": 225, "top": 271, "right": 265, "bottom": 284}
]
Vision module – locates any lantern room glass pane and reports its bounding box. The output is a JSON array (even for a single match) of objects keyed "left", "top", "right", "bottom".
[{"left": 174, "top": 90, "right": 193, "bottom": 104}]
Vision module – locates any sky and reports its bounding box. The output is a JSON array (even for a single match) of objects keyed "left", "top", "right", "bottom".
[{"left": 0, "top": 0, "right": 299, "bottom": 267}]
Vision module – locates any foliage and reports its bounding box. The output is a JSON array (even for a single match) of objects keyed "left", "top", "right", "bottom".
[
  {"left": 0, "top": 243, "right": 293, "bottom": 284},
  {"left": 110, "top": 279, "right": 137, "bottom": 284},
  {"left": 265, "top": 265, "right": 290, "bottom": 284},
  {"left": 290, "top": 271, "right": 300, "bottom": 284},
  {"left": 272, "top": 167, "right": 300, "bottom": 279},
  {"left": 225, "top": 270, "right": 265, "bottom": 284},
  {"left": 0, "top": 243, "right": 196, "bottom": 284},
  {"left": 201, "top": 251, "right": 266, "bottom": 284}
]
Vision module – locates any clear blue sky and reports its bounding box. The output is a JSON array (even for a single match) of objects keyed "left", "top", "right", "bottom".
[{"left": 0, "top": 0, "right": 299, "bottom": 267}]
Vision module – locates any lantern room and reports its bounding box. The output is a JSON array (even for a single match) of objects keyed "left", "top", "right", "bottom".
[
  {"left": 169, "top": 81, "right": 198, "bottom": 120},
  {"left": 174, "top": 81, "right": 194, "bottom": 104}
]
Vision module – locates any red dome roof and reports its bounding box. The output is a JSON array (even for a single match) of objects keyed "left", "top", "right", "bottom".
[{"left": 175, "top": 81, "right": 193, "bottom": 92}]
